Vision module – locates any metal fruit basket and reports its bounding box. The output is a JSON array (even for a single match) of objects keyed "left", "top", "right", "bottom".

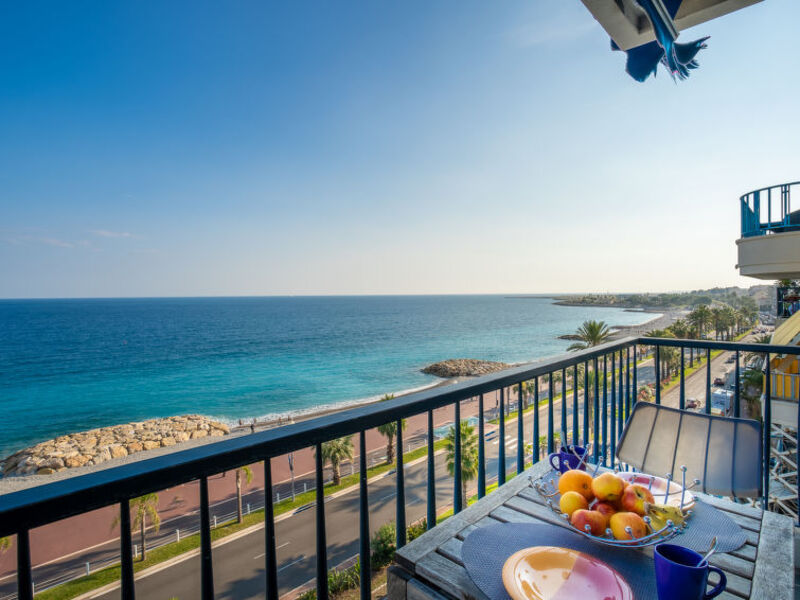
[{"left": 530, "top": 447, "right": 701, "bottom": 548}]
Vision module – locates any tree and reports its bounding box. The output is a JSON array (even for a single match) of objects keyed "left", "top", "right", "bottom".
[
  {"left": 567, "top": 320, "right": 612, "bottom": 351},
  {"left": 688, "top": 305, "right": 712, "bottom": 339},
  {"left": 444, "top": 421, "right": 479, "bottom": 509},
  {"left": 318, "top": 437, "right": 354, "bottom": 486},
  {"left": 235, "top": 465, "right": 254, "bottom": 523},
  {"left": 0, "top": 537, "right": 10, "bottom": 554},
  {"left": 520, "top": 380, "right": 537, "bottom": 410},
  {"left": 377, "top": 416, "right": 407, "bottom": 465},
  {"left": 113, "top": 494, "right": 160, "bottom": 561}
]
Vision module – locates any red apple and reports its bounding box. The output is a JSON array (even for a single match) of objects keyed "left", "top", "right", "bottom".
[
  {"left": 620, "top": 483, "right": 655, "bottom": 516},
  {"left": 570, "top": 509, "right": 607, "bottom": 536}
]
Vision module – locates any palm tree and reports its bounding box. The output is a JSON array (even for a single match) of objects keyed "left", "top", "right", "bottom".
[
  {"left": 520, "top": 380, "right": 537, "bottom": 410},
  {"left": 741, "top": 369, "right": 765, "bottom": 419},
  {"left": 113, "top": 494, "right": 160, "bottom": 561},
  {"left": 645, "top": 330, "right": 676, "bottom": 381},
  {"left": 377, "top": 418, "right": 407, "bottom": 465},
  {"left": 567, "top": 320, "right": 612, "bottom": 351},
  {"left": 235, "top": 465, "right": 254, "bottom": 523},
  {"left": 444, "top": 421, "right": 479, "bottom": 509},
  {"left": 688, "top": 305, "right": 712, "bottom": 339},
  {"left": 318, "top": 436, "right": 354, "bottom": 486}
]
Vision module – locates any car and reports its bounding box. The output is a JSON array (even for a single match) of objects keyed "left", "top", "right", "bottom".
[
  {"left": 725, "top": 355, "right": 736, "bottom": 364},
  {"left": 713, "top": 377, "right": 725, "bottom": 386},
  {"left": 686, "top": 398, "right": 700, "bottom": 410}
]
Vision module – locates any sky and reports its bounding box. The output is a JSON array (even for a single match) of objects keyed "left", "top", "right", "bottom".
[{"left": 1, "top": 1, "right": 798, "bottom": 299}]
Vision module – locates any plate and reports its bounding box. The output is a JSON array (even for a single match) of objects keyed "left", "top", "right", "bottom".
[
  {"left": 502, "top": 546, "right": 634, "bottom": 600},
  {"left": 617, "top": 472, "right": 695, "bottom": 510}
]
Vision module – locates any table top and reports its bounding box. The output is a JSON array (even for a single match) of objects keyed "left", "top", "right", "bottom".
[{"left": 392, "top": 461, "right": 795, "bottom": 600}]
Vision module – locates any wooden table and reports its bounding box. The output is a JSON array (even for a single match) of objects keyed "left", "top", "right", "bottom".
[{"left": 387, "top": 461, "right": 795, "bottom": 600}]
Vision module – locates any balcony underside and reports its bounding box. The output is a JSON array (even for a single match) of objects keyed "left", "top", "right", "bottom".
[
  {"left": 736, "top": 230, "right": 800, "bottom": 280},
  {"left": 580, "top": 0, "right": 763, "bottom": 51}
]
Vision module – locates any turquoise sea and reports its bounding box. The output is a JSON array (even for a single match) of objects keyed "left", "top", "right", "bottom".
[{"left": 0, "top": 296, "right": 657, "bottom": 458}]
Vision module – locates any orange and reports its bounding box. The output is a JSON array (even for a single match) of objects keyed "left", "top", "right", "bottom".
[{"left": 558, "top": 469, "right": 594, "bottom": 501}]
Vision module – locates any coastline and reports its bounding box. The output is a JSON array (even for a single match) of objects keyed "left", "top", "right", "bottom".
[{"left": 0, "top": 303, "right": 672, "bottom": 491}]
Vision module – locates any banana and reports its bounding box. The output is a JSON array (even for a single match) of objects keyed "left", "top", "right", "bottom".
[{"left": 644, "top": 502, "right": 686, "bottom": 532}]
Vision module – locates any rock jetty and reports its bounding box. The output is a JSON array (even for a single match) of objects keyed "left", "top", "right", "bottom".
[
  {"left": 422, "top": 359, "right": 511, "bottom": 378},
  {"left": 1, "top": 415, "right": 230, "bottom": 477}
]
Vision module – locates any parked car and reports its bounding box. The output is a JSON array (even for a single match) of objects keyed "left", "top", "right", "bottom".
[
  {"left": 725, "top": 355, "right": 736, "bottom": 364},
  {"left": 713, "top": 377, "right": 725, "bottom": 386},
  {"left": 686, "top": 398, "right": 700, "bottom": 410}
]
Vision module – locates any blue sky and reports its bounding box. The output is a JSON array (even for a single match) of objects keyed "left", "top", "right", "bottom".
[{"left": 1, "top": 1, "right": 798, "bottom": 298}]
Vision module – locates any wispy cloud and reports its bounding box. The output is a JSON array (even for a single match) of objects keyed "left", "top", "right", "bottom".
[
  {"left": 1, "top": 234, "right": 82, "bottom": 248},
  {"left": 90, "top": 229, "right": 134, "bottom": 238},
  {"left": 507, "top": 17, "right": 598, "bottom": 48}
]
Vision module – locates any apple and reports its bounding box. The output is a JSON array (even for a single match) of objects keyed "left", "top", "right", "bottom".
[
  {"left": 570, "top": 509, "right": 607, "bottom": 536},
  {"left": 591, "top": 472, "right": 626, "bottom": 503},
  {"left": 559, "top": 491, "right": 589, "bottom": 517},
  {"left": 558, "top": 469, "right": 594, "bottom": 501},
  {"left": 594, "top": 501, "right": 617, "bottom": 524},
  {"left": 609, "top": 512, "right": 648, "bottom": 540},
  {"left": 620, "top": 483, "right": 655, "bottom": 516}
]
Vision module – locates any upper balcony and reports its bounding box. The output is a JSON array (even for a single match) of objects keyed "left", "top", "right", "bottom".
[{"left": 737, "top": 181, "right": 800, "bottom": 280}]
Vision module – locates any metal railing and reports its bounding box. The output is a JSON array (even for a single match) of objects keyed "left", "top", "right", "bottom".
[
  {"left": 1, "top": 336, "right": 799, "bottom": 599},
  {"left": 777, "top": 286, "right": 800, "bottom": 319},
  {"left": 740, "top": 181, "right": 800, "bottom": 238}
]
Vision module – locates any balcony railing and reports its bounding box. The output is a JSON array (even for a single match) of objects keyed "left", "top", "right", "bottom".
[
  {"left": 777, "top": 286, "right": 800, "bottom": 319},
  {"left": 1, "top": 336, "right": 799, "bottom": 599},
  {"left": 740, "top": 181, "right": 800, "bottom": 238},
  {"left": 772, "top": 372, "right": 800, "bottom": 402}
]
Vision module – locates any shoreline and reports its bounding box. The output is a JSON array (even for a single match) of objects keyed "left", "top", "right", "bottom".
[{"left": 0, "top": 304, "right": 670, "bottom": 488}]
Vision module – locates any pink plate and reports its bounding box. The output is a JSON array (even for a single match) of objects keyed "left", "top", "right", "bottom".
[
  {"left": 617, "top": 472, "right": 695, "bottom": 510},
  {"left": 502, "top": 546, "right": 633, "bottom": 600}
]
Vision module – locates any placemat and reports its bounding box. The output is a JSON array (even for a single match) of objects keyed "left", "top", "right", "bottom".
[{"left": 462, "top": 522, "right": 656, "bottom": 600}]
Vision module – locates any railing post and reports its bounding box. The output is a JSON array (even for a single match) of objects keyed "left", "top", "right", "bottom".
[
  {"left": 547, "top": 373, "right": 554, "bottom": 455},
  {"left": 454, "top": 401, "right": 463, "bottom": 512},
  {"left": 763, "top": 354, "right": 771, "bottom": 510},
  {"left": 517, "top": 383, "right": 524, "bottom": 475},
  {"left": 358, "top": 432, "right": 370, "bottom": 600},
  {"left": 632, "top": 344, "right": 638, "bottom": 409},
  {"left": 582, "top": 363, "right": 589, "bottom": 447},
  {"left": 532, "top": 378, "right": 540, "bottom": 463},
  {"left": 396, "top": 419, "right": 407, "bottom": 543},
  {"left": 17, "top": 529, "right": 33, "bottom": 600},
  {"left": 602, "top": 355, "right": 608, "bottom": 466},
  {"left": 572, "top": 364, "right": 579, "bottom": 447},
  {"left": 679, "top": 347, "right": 685, "bottom": 410},
  {"left": 655, "top": 345, "right": 661, "bottom": 405},
  {"left": 498, "top": 388, "right": 506, "bottom": 486},
  {"left": 120, "top": 498, "right": 135, "bottom": 600},
  {"left": 315, "top": 443, "right": 329, "bottom": 600},
  {"left": 593, "top": 358, "right": 600, "bottom": 465},
  {"left": 610, "top": 352, "right": 616, "bottom": 465},
  {"left": 427, "top": 409, "right": 438, "bottom": 526},
  {"left": 264, "top": 459, "right": 278, "bottom": 600},
  {"left": 561, "top": 367, "right": 567, "bottom": 443},
  {"left": 477, "top": 396, "right": 486, "bottom": 497},
  {"left": 734, "top": 350, "right": 741, "bottom": 418},
  {"left": 199, "top": 476, "right": 214, "bottom": 600},
  {"left": 705, "top": 348, "right": 711, "bottom": 414}
]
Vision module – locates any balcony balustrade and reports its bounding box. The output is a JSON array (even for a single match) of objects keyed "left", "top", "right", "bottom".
[{"left": 0, "top": 336, "right": 798, "bottom": 599}]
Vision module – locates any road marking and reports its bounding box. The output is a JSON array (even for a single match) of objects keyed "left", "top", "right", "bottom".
[
  {"left": 278, "top": 555, "right": 306, "bottom": 572},
  {"left": 253, "top": 541, "right": 290, "bottom": 560}
]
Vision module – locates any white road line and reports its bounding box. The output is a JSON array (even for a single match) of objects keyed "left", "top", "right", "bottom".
[
  {"left": 254, "top": 541, "right": 289, "bottom": 560},
  {"left": 278, "top": 556, "right": 306, "bottom": 572}
]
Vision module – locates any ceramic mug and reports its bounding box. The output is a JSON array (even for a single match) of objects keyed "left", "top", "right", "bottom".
[
  {"left": 547, "top": 445, "right": 587, "bottom": 473},
  {"left": 654, "top": 544, "right": 727, "bottom": 600}
]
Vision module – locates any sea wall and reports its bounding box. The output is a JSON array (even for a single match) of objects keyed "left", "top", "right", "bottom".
[{"left": 1, "top": 415, "right": 230, "bottom": 476}]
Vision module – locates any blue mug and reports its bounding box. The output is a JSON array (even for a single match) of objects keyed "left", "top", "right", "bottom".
[
  {"left": 655, "top": 544, "right": 727, "bottom": 600},
  {"left": 547, "top": 445, "right": 587, "bottom": 473}
]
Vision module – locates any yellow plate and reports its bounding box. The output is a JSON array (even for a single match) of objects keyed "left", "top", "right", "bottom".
[{"left": 502, "top": 546, "right": 634, "bottom": 600}]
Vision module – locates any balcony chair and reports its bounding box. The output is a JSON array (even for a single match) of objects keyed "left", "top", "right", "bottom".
[{"left": 616, "top": 402, "right": 762, "bottom": 498}]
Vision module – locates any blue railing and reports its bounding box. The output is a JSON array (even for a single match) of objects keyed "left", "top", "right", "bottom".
[
  {"left": 740, "top": 181, "right": 800, "bottom": 238},
  {"left": 0, "top": 336, "right": 798, "bottom": 599}
]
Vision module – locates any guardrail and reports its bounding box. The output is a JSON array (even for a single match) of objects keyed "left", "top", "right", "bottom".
[
  {"left": 1, "top": 336, "right": 799, "bottom": 599},
  {"left": 740, "top": 181, "right": 800, "bottom": 237}
]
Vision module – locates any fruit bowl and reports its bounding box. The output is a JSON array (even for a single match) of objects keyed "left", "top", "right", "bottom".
[{"left": 530, "top": 461, "right": 699, "bottom": 549}]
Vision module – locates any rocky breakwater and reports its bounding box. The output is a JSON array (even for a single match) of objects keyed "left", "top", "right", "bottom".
[
  {"left": 422, "top": 358, "right": 511, "bottom": 378},
  {"left": 1, "top": 415, "right": 230, "bottom": 477}
]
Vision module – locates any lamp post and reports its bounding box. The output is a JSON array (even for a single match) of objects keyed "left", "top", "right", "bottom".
[{"left": 288, "top": 453, "right": 295, "bottom": 501}]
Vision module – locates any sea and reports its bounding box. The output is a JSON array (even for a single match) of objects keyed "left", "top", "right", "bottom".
[{"left": 0, "top": 296, "right": 658, "bottom": 459}]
